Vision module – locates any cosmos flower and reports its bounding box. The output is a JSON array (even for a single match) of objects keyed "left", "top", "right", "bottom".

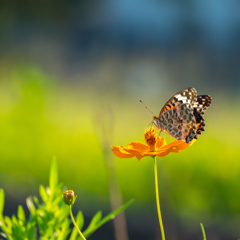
[{"left": 112, "top": 127, "right": 195, "bottom": 161}]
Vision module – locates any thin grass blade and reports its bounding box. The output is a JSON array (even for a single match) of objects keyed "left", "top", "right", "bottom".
[
  {"left": 83, "top": 199, "right": 134, "bottom": 238},
  {"left": 0, "top": 189, "right": 4, "bottom": 215},
  {"left": 96, "top": 199, "right": 134, "bottom": 227},
  {"left": 200, "top": 223, "right": 206, "bottom": 240}
]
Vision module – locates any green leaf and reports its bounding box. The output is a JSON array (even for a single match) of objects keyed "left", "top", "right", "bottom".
[
  {"left": 56, "top": 218, "right": 70, "bottom": 240},
  {"left": 49, "top": 157, "right": 58, "bottom": 195},
  {"left": 33, "top": 196, "right": 40, "bottom": 208},
  {"left": 26, "top": 197, "right": 36, "bottom": 215},
  {"left": 75, "top": 211, "right": 84, "bottom": 231},
  {"left": 26, "top": 221, "right": 36, "bottom": 239},
  {"left": 61, "top": 218, "right": 71, "bottom": 239},
  {"left": 1, "top": 216, "right": 12, "bottom": 237},
  {"left": 4, "top": 216, "right": 12, "bottom": 229},
  {"left": 89, "top": 211, "right": 102, "bottom": 228},
  {"left": 83, "top": 199, "right": 134, "bottom": 238},
  {"left": 69, "top": 211, "right": 84, "bottom": 240},
  {"left": 200, "top": 223, "right": 206, "bottom": 240},
  {"left": 0, "top": 189, "right": 4, "bottom": 215},
  {"left": 12, "top": 219, "right": 23, "bottom": 239},
  {"left": 0, "top": 189, "right": 7, "bottom": 235},
  {"left": 17, "top": 205, "right": 26, "bottom": 225},
  {"left": 11, "top": 215, "right": 18, "bottom": 226},
  {"left": 82, "top": 211, "right": 102, "bottom": 237},
  {"left": 39, "top": 185, "right": 48, "bottom": 203},
  {"left": 96, "top": 199, "right": 134, "bottom": 227}
]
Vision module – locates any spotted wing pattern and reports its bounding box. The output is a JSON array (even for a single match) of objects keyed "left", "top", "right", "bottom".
[
  {"left": 192, "top": 95, "right": 212, "bottom": 139},
  {"left": 153, "top": 88, "right": 212, "bottom": 143},
  {"left": 159, "top": 87, "right": 197, "bottom": 116}
]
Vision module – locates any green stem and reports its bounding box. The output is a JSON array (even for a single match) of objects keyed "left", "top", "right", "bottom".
[
  {"left": 200, "top": 223, "right": 206, "bottom": 240},
  {"left": 153, "top": 155, "right": 165, "bottom": 240},
  {"left": 70, "top": 205, "right": 87, "bottom": 240}
]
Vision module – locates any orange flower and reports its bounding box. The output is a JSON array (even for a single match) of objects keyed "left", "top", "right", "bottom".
[{"left": 111, "top": 127, "right": 195, "bottom": 161}]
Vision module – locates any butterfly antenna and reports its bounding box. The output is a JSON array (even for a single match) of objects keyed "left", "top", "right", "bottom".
[{"left": 140, "top": 100, "right": 154, "bottom": 115}]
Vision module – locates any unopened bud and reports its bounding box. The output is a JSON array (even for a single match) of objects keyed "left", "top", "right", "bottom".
[{"left": 63, "top": 190, "right": 76, "bottom": 205}]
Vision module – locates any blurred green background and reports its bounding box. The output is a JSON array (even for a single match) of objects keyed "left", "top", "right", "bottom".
[{"left": 1, "top": 1, "right": 240, "bottom": 240}]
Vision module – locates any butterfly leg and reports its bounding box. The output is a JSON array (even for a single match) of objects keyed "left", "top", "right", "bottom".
[
  {"left": 157, "top": 129, "right": 162, "bottom": 137},
  {"left": 150, "top": 120, "right": 158, "bottom": 128}
]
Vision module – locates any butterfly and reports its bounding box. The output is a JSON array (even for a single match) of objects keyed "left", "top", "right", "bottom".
[{"left": 152, "top": 87, "right": 212, "bottom": 143}]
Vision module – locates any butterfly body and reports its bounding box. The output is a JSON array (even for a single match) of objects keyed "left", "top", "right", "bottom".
[{"left": 152, "top": 88, "right": 212, "bottom": 143}]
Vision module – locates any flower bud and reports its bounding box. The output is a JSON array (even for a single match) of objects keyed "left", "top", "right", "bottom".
[{"left": 63, "top": 190, "right": 76, "bottom": 205}]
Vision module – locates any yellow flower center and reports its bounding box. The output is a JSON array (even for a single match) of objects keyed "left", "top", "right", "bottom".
[{"left": 144, "top": 127, "right": 157, "bottom": 152}]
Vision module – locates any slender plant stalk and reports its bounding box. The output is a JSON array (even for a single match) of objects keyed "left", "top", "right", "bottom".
[
  {"left": 153, "top": 155, "right": 165, "bottom": 240},
  {"left": 95, "top": 107, "right": 129, "bottom": 240},
  {"left": 69, "top": 205, "right": 87, "bottom": 240},
  {"left": 200, "top": 223, "right": 206, "bottom": 240}
]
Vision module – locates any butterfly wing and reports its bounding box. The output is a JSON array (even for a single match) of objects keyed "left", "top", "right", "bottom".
[
  {"left": 193, "top": 95, "right": 212, "bottom": 139},
  {"left": 159, "top": 87, "right": 197, "bottom": 116},
  {"left": 156, "top": 88, "right": 212, "bottom": 143},
  {"left": 158, "top": 104, "right": 197, "bottom": 143},
  {"left": 157, "top": 88, "right": 198, "bottom": 143}
]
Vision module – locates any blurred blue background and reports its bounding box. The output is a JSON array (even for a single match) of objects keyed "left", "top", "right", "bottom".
[{"left": 1, "top": 1, "right": 240, "bottom": 239}]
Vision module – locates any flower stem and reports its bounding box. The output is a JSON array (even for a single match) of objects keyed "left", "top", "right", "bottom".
[
  {"left": 153, "top": 155, "right": 165, "bottom": 240},
  {"left": 69, "top": 205, "right": 87, "bottom": 240}
]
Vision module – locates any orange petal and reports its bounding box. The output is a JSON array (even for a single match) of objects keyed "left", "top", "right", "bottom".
[
  {"left": 156, "top": 137, "right": 166, "bottom": 149},
  {"left": 136, "top": 154, "right": 144, "bottom": 161},
  {"left": 128, "top": 141, "right": 149, "bottom": 150},
  {"left": 172, "top": 139, "right": 195, "bottom": 151},
  {"left": 190, "top": 139, "right": 196, "bottom": 145},
  {"left": 168, "top": 146, "right": 180, "bottom": 153},
  {"left": 175, "top": 142, "right": 191, "bottom": 151},
  {"left": 139, "top": 152, "right": 158, "bottom": 158},
  {"left": 156, "top": 151, "right": 171, "bottom": 157},
  {"left": 111, "top": 146, "right": 137, "bottom": 158},
  {"left": 160, "top": 140, "right": 188, "bottom": 151},
  {"left": 156, "top": 145, "right": 183, "bottom": 156},
  {"left": 120, "top": 146, "right": 144, "bottom": 155}
]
